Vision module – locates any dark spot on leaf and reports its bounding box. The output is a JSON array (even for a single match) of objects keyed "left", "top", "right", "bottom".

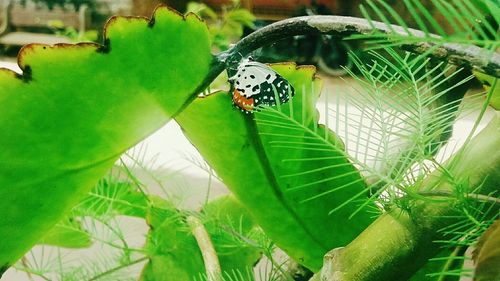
[
  {"left": 252, "top": 85, "right": 259, "bottom": 92},
  {"left": 21, "top": 65, "right": 32, "bottom": 83},
  {"left": 97, "top": 38, "right": 111, "bottom": 53},
  {"left": 237, "top": 74, "right": 241, "bottom": 77},
  {"left": 0, "top": 263, "right": 10, "bottom": 275},
  {"left": 14, "top": 72, "right": 23, "bottom": 80},
  {"left": 236, "top": 81, "right": 240, "bottom": 85},
  {"left": 245, "top": 85, "right": 251, "bottom": 88},
  {"left": 148, "top": 17, "right": 156, "bottom": 28},
  {"left": 250, "top": 75, "right": 255, "bottom": 79},
  {"left": 266, "top": 74, "right": 271, "bottom": 79}
]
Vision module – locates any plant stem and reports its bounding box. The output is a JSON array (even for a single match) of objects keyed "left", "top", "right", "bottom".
[
  {"left": 418, "top": 191, "right": 500, "bottom": 206},
  {"left": 186, "top": 215, "right": 221, "bottom": 281},
  {"left": 20, "top": 257, "right": 34, "bottom": 281},
  {"left": 87, "top": 256, "right": 148, "bottom": 281},
  {"left": 320, "top": 114, "right": 500, "bottom": 281}
]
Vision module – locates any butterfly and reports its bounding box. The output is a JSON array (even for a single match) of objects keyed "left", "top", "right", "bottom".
[{"left": 228, "top": 58, "right": 295, "bottom": 112}]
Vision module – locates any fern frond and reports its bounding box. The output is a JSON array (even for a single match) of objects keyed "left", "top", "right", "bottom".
[
  {"left": 353, "top": 0, "right": 500, "bottom": 51},
  {"left": 16, "top": 243, "right": 145, "bottom": 281},
  {"left": 328, "top": 48, "right": 474, "bottom": 210},
  {"left": 423, "top": 194, "right": 500, "bottom": 279},
  {"left": 74, "top": 174, "right": 149, "bottom": 221},
  {"left": 195, "top": 268, "right": 256, "bottom": 281},
  {"left": 255, "top": 104, "right": 375, "bottom": 209}
]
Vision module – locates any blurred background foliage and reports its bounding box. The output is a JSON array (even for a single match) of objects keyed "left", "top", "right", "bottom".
[
  {"left": 186, "top": 1, "right": 255, "bottom": 51},
  {"left": 18, "top": 0, "right": 95, "bottom": 9}
]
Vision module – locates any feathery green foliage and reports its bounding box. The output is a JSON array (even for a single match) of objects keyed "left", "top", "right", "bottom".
[
  {"left": 353, "top": 0, "right": 499, "bottom": 51},
  {"left": 327, "top": 48, "right": 475, "bottom": 215}
]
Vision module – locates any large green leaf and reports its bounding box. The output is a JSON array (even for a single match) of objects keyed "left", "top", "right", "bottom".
[
  {"left": 176, "top": 64, "right": 376, "bottom": 271},
  {"left": 0, "top": 6, "right": 212, "bottom": 272}
]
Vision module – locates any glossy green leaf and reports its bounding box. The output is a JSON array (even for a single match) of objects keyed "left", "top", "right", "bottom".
[
  {"left": 140, "top": 195, "right": 261, "bottom": 281},
  {"left": 0, "top": 6, "right": 212, "bottom": 272},
  {"left": 176, "top": 64, "right": 376, "bottom": 271}
]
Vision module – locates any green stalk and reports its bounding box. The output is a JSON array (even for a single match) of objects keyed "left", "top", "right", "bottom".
[{"left": 319, "top": 113, "right": 500, "bottom": 281}]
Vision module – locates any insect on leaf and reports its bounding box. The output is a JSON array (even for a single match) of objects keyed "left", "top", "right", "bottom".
[{"left": 176, "top": 64, "right": 376, "bottom": 271}]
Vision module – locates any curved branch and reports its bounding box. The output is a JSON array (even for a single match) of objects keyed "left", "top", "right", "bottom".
[
  {"left": 418, "top": 190, "right": 500, "bottom": 206},
  {"left": 224, "top": 16, "right": 500, "bottom": 77},
  {"left": 177, "top": 15, "right": 500, "bottom": 118}
]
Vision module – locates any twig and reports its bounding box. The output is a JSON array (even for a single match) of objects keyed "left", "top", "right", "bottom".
[
  {"left": 20, "top": 257, "right": 34, "bottom": 281},
  {"left": 87, "top": 256, "right": 148, "bottom": 281},
  {"left": 186, "top": 215, "right": 221, "bottom": 281},
  {"left": 419, "top": 190, "right": 500, "bottom": 206},
  {"left": 285, "top": 260, "right": 314, "bottom": 281}
]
